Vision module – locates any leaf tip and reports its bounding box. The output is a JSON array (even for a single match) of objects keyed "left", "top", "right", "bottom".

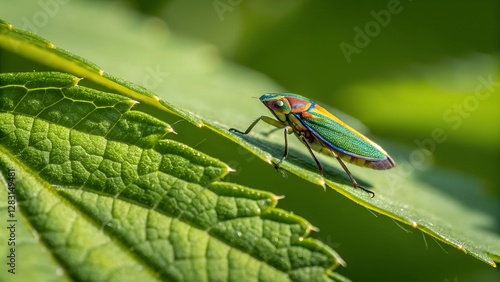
[
  {"left": 273, "top": 194, "right": 285, "bottom": 201},
  {"left": 168, "top": 127, "right": 177, "bottom": 135},
  {"left": 226, "top": 165, "right": 236, "bottom": 173},
  {"left": 265, "top": 155, "right": 273, "bottom": 165},
  {"left": 307, "top": 224, "right": 320, "bottom": 233},
  {"left": 318, "top": 178, "right": 326, "bottom": 189},
  {"left": 411, "top": 221, "right": 418, "bottom": 228},
  {"left": 72, "top": 76, "right": 85, "bottom": 86},
  {"left": 335, "top": 253, "right": 347, "bottom": 268}
]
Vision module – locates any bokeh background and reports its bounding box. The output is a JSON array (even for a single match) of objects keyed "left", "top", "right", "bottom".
[{"left": 1, "top": 0, "right": 499, "bottom": 281}]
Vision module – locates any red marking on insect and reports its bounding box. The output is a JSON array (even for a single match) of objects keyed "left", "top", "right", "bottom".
[
  {"left": 287, "top": 97, "right": 310, "bottom": 112},
  {"left": 301, "top": 112, "right": 313, "bottom": 118}
]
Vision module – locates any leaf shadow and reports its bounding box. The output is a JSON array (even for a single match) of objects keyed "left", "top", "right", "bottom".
[{"left": 234, "top": 132, "right": 373, "bottom": 189}]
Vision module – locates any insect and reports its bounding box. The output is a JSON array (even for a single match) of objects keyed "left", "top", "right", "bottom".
[{"left": 229, "top": 93, "right": 395, "bottom": 198}]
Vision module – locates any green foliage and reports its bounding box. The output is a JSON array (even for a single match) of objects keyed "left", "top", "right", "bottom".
[
  {"left": 0, "top": 71, "right": 347, "bottom": 281},
  {"left": 0, "top": 1, "right": 499, "bottom": 281}
]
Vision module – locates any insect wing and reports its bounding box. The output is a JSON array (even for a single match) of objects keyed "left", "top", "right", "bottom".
[{"left": 296, "top": 104, "right": 389, "bottom": 161}]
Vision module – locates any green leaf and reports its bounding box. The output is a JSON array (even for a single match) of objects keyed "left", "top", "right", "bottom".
[
  {"left": 0, "top": 0, "right": 498, "bottom": 278},
  {"left": 0, "top": 72, "right": 347, "bottom": 282}
]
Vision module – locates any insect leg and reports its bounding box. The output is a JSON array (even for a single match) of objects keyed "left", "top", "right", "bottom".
[
  {"left": 263, "top": 127, "right": 282, "bottom": 136},
  {"left": 334, "top": 156, "right": 375, "bottom": 198},
  {"left": 273, "top": 127, "right": 290, "bottom": 170},
  {"left": 299, "top": 135, "right": 324, "bottom": 176},
  {"left": 229, "top": 116, "right": 285, "bottom": 135}
]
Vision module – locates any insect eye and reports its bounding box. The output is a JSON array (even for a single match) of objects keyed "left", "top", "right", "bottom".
[{"left": 274, "top": 100, "right": 284, "bottom": 108}]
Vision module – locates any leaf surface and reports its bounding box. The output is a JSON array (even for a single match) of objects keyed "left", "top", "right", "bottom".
[
  {"left": 0, "top": 72, "right": 347, "bottom": 282},
  {"left": 0, "top": 0, "right": 498, "bottom": 274}
]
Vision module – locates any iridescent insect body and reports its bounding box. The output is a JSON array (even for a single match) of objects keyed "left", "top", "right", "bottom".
[{"left": 229, "top": 93, "right": 395, "bottom": 197}]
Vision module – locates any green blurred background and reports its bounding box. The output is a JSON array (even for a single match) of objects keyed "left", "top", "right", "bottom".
[{"left": 1, "top": 0, "right": 499, "bottom": 281}]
